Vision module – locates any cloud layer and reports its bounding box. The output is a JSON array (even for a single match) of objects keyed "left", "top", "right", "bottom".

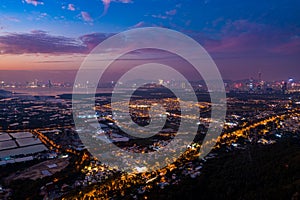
[
  {"left": 23, "top": 0, "right": 44, "bottom": 6},
  {"left": 0, "top": 31, "right": 111, "bottom": 54},
  {"left": 81, "top": 11, "right": 93, "bottom": 22},
  {"left": 101, "top": 0, "right": 132, "bottom": 16},
  {"left": 0, "top": 21, "right": 299, "bottom": 58},
  {"left": 68, "top": 4, "right": 75, "bottom": 11}
]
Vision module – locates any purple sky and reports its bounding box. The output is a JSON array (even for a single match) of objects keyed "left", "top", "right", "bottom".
[{"left": 0, "top": 0, "right": 300, "bottom": 81}]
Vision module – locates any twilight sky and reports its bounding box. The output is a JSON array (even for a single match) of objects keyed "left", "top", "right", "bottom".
[{"left": 0, "top": 0, "right": 300, "bottom": 81}]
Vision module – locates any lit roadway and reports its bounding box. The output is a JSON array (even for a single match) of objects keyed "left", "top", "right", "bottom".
[
  {"left": 3, "top": 106, "right": 298, "bottom": 200},
  {"left": 63, "top": 108, "right": 300, "bottom": 199}
]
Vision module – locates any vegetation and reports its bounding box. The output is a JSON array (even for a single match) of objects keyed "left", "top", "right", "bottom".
[{"left": 146, "top": 138, "right": 300, "bottom": 200}]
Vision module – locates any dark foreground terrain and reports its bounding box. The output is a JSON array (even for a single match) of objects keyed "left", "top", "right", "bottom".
[{"left": 146, "top": 138, "right": 300, "bottom": 200}]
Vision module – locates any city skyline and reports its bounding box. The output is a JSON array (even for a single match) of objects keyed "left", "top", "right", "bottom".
[{"left": 0, "top": 0, "right": 299, "bottom": 81}]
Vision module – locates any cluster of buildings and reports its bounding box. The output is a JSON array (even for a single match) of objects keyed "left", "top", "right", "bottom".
[
  {"left": 0, "top": 131, "right": 48, "bottom": 165},
  {"left": 54, "top": 90, "right": 298, "bottom": 198},
  {"left": 0, "top": 80, "right": 73, "bottom": 89},
  {"left": 224, "top": 78, "right": 300, "bottom": 94},
  {"left": 0, "top": 85, "right": 299, "bottom": 198},
  {"left": 0, "top": 96, "right": 73, "bottom": 130},
  {"left": 1, "top": 76, "right": 300, "bottom": 95}
]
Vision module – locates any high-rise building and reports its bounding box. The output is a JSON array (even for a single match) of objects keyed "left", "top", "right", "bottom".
[
  {"left": 158, "top": 79, "right": 164, "bottom": 85},
  {"left": 48, "top": 80, "right": 52, "bottom": 88},
  {"left": 281, "top": 81, "right": 287, "bottom": 94},
  {"left": 249, "top": 77, "right": 254, "bottom": 92}
]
